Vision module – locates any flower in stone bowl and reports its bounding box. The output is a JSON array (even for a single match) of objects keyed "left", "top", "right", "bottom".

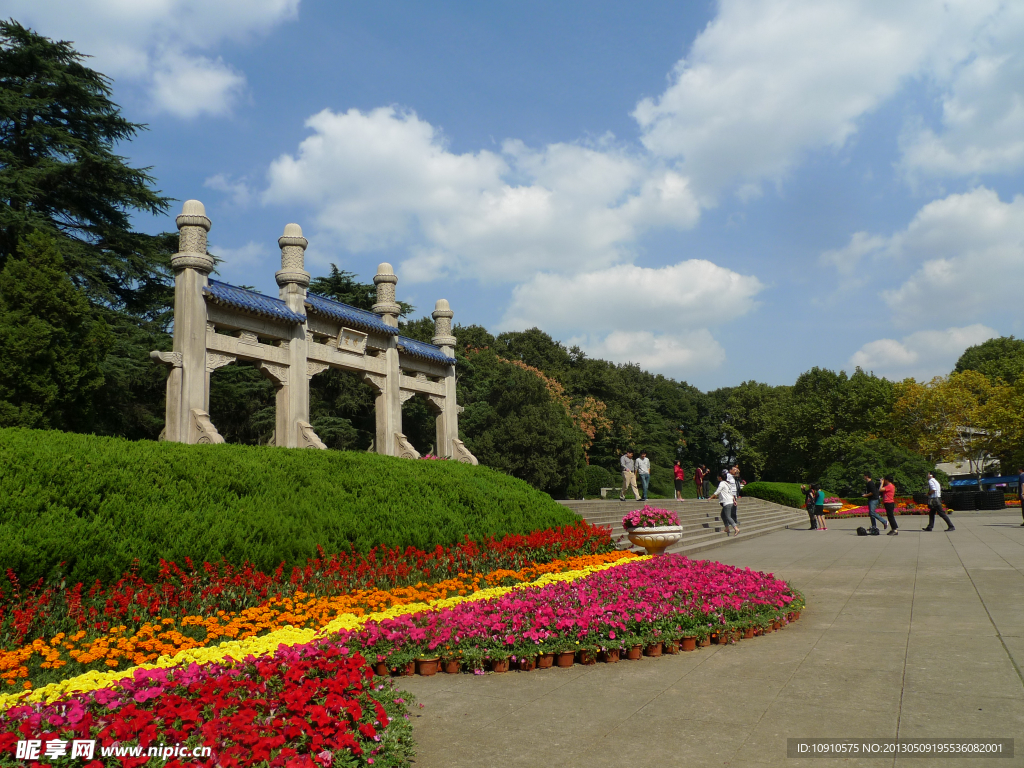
[
  {"left": 622, "top": 505, "right": 680, "bottom": 529},
  {"left": 824, "top": 497, "right": 843, "bottom": 504}
]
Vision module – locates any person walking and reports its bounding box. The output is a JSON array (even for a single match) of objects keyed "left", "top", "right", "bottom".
[
  {"left": 880, "top": 475, "right": 898, "bottom": 535},
  {"left": 693, "top": 464, "right": 704, "bottom": 499},
  {"left": 673, "top": 460, "right": 686, "bottom": 500},
  {"left": 728, "top": 465, "right": 742, "bottom": 525},
  {"left": 802, "top": 484, "right": 817, "bottom": 530},
  {"left": 636, "top": 450, "right": 651, "bottom": 501},
  {"left": 710, "top": 469, "right": 739, "bottom": 536},
  {"left": 863, "top": 473, "right": 887, "bottom": 532},
  {"left": 923, "top": 471, "right": 954, "bottom": 532},
  {"left": 813, "top": 484, "right": 827, "bottom": 531},
  {"left": 701, "top": 465, "right": 711, "bottom": 499},
  {"left": 619, "top": 450, "right": 640, "bottom": 501},
  {"left": 1018, "top": 466, "right": 1024, "bottom": 526}
]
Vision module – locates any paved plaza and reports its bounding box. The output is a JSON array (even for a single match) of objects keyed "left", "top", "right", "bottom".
[{"left": 397, "top": 512, "right": 1024, "bottom": 767}]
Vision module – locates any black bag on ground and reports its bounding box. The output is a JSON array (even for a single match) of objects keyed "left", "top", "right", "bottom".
[
  {"left": 869, "top": 527, "right": 880, "bottom": 536},
  {"left": 856, "top": 526, "right": 868, "bottom": 536}
]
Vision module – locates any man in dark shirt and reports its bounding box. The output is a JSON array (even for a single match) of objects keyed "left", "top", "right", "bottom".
[{"left": 863, "top": 473, "right": 887, "bottom": 532}]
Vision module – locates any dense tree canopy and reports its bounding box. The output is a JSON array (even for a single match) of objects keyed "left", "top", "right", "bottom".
[
  {"left": 955, "top": 336, "right": 1024, "bottom": 386},
  {"left": 0, "top": 20, "right": 171, "bottom": 316}
]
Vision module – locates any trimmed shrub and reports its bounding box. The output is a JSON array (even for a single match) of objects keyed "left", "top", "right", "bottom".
[
  {"left": 0, "top": 427, "right": 579, "bottom": 584},
  {"left": 584, "top": 464, "right": 615, "bottom": 496},
  {"left": 741, "top": 481, "right": 807, "bottom": 509}
]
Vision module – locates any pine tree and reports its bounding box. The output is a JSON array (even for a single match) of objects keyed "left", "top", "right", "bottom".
[
  {"left": 0, "top": 20, "right": 172, "bottom": 318},
  {"left": 0, "top": 232, "right": 110, "bottom": 429}
]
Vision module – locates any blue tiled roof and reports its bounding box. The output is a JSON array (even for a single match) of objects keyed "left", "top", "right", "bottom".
[
  {"left": 205, "top": 280, "right": 305, "bottom": 323},
  {"left": 304, "top": 293, "right": 397, "bottom": 336},
  {"left": 397, "top": 335, "right": 456, "bottom": 366}
]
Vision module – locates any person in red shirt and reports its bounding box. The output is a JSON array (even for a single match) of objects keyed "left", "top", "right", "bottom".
[
  {"left": 694, "top": 465, "right": 705, "bottom": 499},
  {"left": 673, "top": 460, "right": 686, "bottom": 500},
  {"left": 880, "top": 475, "right": 898, "bottom": 535}
]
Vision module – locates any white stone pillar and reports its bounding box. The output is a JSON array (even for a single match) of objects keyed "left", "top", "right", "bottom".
[
  {"left": 373, "top": 263, "right": 402, "bottom": 455},
  {"left": 170, "top": 200, "right": 215, "bottom": 444},
  {"left": 276, "top": 223, "right": 311, "bottom": 449},
  {"left": 431, "top": 299, "right": 458, "bottom": 456}
]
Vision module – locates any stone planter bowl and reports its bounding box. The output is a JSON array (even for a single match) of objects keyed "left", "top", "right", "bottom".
[
  {"left": 823, "top": 502, "right": 843, "bottom": 513},
  {"left": 626, "top": 525, "right": 684, "bottom": 556}
]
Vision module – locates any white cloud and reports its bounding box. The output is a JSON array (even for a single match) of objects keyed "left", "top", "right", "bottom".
[
  {"left": 204, "top": 173, "right": 255, "bottom": 207},
  {"left": 501, "top": 261, "right": 763, "bottom": 333},
  {"left": 900, "top": 5, "right": 1024, "bottom": 178},
  {"left": 498, "top": 261, "right": 759, "bottom": 378},
  {"left": 826, "top": 188, "right": 1024, "bottom": 325},
  {"left": 263, "top": 107, "right": 701, "bottom": 283},
  {"left": 8, "top": 0, "right": 299, "bottom": 118},
  {"left": 632, "top": 0, "right": 1001, "bottom": 196},
  {"left": 850, "top": 324, "right": 998, "bottom": 380},
  {"left": 568, "top": 330, "right": 726, "bottom": 377}
]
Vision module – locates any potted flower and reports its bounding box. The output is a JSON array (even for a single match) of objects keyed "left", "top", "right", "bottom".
[
  {"left": 823, "top": 496, "right": 844, "bottom": 513},
  {"left": 622, "top": 505, "right": 684, "bottom": 556}
]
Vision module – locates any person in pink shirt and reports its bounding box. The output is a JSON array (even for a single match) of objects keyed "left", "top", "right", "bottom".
[{"left": 880, "top": 475, "right": 898, "bottom": 535}]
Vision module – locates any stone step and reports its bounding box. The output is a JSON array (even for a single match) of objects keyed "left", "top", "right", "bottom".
[{"left": 558, "top": 497, "right": 807, "bottom": 558}]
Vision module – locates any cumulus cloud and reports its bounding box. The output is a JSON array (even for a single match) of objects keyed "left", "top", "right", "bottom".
[
  {"left": 568, "top": 330, "right": 727, "bottom": 377},
  {"left": 205, "top": 173, "right": 256, "bottom": 207},
  {"left": 497, "top": 261, "right": 759, "bottom": 378},
  {"left": 263, "top": 107, "right": 701, "bottom": 283},
  {"left": 632, "top": 0, "right": 1002, "bottom": 196},
  {"left": 501, "top": 261, "right": 763, "bottom": 333},
  {"left": 825, "top": 188, "right": 1024, "bottom": 324},
  {"left": 900, "top": 5, "right": 1024, "bottom": 178},
  {"left": 7, "top": 0, "right": 299, "bottom": 117},
  {"left": 850, "top": 324, "right": 998, "bottom": 380}
]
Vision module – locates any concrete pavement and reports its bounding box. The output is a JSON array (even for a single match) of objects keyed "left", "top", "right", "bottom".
[{"left": 396, "top": 512, "right": 1024, "bottom": 768}]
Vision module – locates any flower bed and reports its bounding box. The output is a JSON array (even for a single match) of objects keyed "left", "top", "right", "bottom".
[
  {"left": 0, "top": 523, "right": 612, "bottom": 650},
  {"left": 350, "top": 556, "right": 801, "bottom": 671},
  {"left": 2, "top": 551, "right": 632, "bottom": 693},
  {"left": 0, "top": 553, "right": 804, "bottom": 767},
  {"left": 622, "top": 505, "right": 680, "bottom": 528},
  {"left": 0, "top": 643, "right": 414, "bottom": 768}
]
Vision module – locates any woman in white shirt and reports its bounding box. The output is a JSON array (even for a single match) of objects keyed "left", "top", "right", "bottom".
[{"left": 710, "top": 469, "right": 740, "bottom": 536}]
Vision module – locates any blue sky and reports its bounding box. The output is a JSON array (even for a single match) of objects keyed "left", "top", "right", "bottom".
[{"left": 10, "top": 0, "right": 1024, "bottom": 390}]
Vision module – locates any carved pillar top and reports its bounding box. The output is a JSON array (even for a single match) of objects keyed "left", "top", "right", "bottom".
[
  {"left": 431, "top": 298, "right": 456, "bottom": 349},
  {"left": 170, "top": 200, "right": 214, "bottom": 274},
  {"left": 276, "top": 222, "right": 310, "bottom": 288},
  {"left": 372, "top": 262, "right": 400, "bottom": 327}
]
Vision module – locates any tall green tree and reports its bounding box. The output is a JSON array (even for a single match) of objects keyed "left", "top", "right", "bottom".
[
  {"left": 0, "top": 20, "right": 171, "bottom": 316},
  {"left": 955, "top": 336, "right": 1024, "bottom": 386},
  {"left": 0, "top": 232, "right": 110, "bottom": 429},
  {"left": 0, "top": 21, "right": 181, "bottom": 439}
]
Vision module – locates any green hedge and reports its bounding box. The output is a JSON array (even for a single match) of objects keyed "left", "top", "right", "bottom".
[
  {"left": 741, "top": 482, "right": 807, "bottom": 509},
  {"left": 0, "top": 427, "right": 579, "bottom": 585}
]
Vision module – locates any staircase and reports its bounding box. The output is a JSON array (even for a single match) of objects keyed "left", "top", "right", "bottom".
[{"left": 557, "top": 498, "right": 808, "bottom": 557}]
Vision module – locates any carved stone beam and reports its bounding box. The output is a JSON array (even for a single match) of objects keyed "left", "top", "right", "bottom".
[
  {"left": 400, "top": 389, "right": 417, "bottom": 404},
  {"left": 206, "top": 353, "right": 236, "bottom": 372},
  {"left": 362, "top": 372, "right": 387, "bottom": 394},
  {"left": 150, "top": 351, "right": 182, "bottom": 368},
  {"left": 258, "top": 362, "right": 289, "bottom": 386},
  {"left": 306, "top": 361, "right": 329, "bottom": 379}
]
